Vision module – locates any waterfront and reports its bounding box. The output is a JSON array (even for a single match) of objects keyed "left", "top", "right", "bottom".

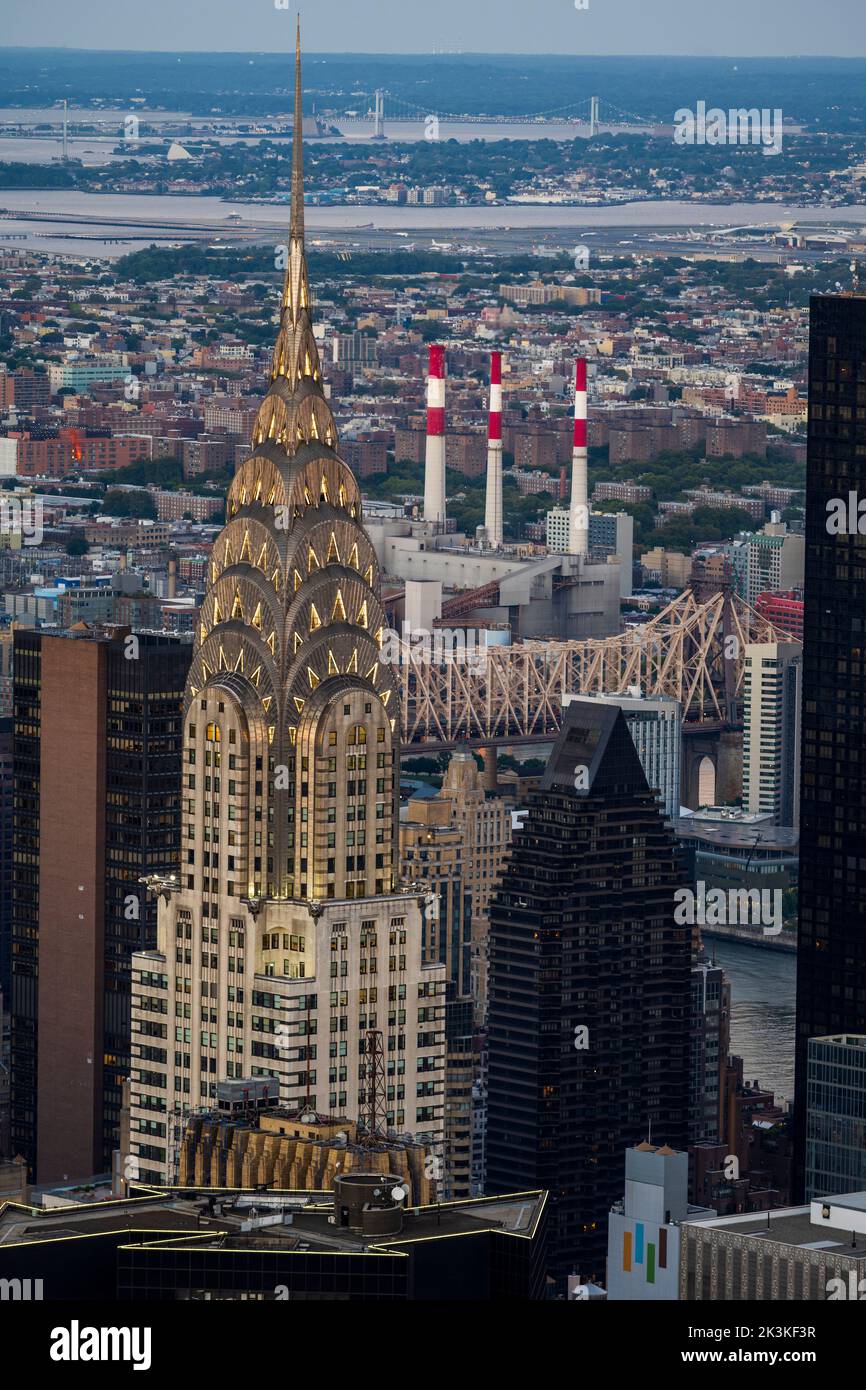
[
  {"left": 2, "top": 189, "right": 866, "bottom": 260},
  {"left": 2, "top": 190, "right": 866, "bottom": 230},
  {"left": 0, "top": 120, "right": 662, "bottom": 151},
  {"left": 713, "top": 938, "right": 796, "bottom": 1107}
]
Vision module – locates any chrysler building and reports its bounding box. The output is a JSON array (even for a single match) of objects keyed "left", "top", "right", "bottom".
[{"left": 128, "top": 25, "right": 445, "bottom": 1184}]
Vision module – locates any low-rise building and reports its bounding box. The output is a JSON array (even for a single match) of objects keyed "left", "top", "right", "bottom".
[{"left": 680, "top": 1192, "right": 866, "bottom": 1300}]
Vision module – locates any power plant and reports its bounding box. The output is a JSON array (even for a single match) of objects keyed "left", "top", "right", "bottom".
[
  {"left": 569, "top": 357, "right": 589, "bottom": 558},
  {"left": 482, "top": 350, "right": 503, "bottom": 549},
  {"left": 422, "top": 343, "right": 447, "bottom": 529},
  {"left": 363, "top": 347, "right": 622, "bottom": 643}
]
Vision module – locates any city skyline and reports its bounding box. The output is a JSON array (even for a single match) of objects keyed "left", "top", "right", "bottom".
[{"left": 0, "top": 5, "right": 863, "bottom": 1333}]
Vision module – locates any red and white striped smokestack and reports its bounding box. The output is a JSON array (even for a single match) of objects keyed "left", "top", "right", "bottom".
[
  {"left": 423, "top": 344, "right": 446, "bottom": 527},
  {"left": 568, "top": 357, "right": 589, "bottom": 557},
  {"left": 484, "top": 350, "right": 503, "bottom": 548}
]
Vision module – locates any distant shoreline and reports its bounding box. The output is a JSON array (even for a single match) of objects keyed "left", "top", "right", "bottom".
[
  {"left": 3, "top": 190, "right": 866, "bottom": 230},
  {"left": 702, "top": 925, "right": 797, "bottom": 954}
]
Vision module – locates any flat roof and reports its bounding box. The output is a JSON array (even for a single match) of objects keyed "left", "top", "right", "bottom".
[
  {"left": 0, "top": 1187, "right": 547, "bottom": 1257},
  {"left": 810, "top": 1033, "right": 866, "bottom": 1050},
  {"left": 682, "top": 1203, "right": 866, "bottom": 1260},
  {"left": 674, "top": 817, "right": 798, "bottom": 852}
]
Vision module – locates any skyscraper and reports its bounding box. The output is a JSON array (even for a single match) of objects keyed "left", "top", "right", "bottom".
[
  {"left": 0, "top": 715, "right": 12, "bottom": 1007},
  {"left": 742, "top": 640, "right": 802, "bottom": 828},
  {"left": 794, "top": 293, "right": 866, "bottom": 1198},
  {"left": 805, "top": 1034, "right": 866, "bottom": 1201},
  {"left": 127, "top": 28, "right": 446, "bottom": 1186},
  {"left": 10, "top": 627, "right": 188, "bottom": 1181},
  {"left": 401, "top": 749, "right": 512, "bottom": 1195},
  {"left": 689, "top": 957, "right": 730, "bottom": 1145},
  {"left": 485, "top": 701, "right": 691, "bottom": 1282},
  {"left": 563, "top": 691, "right": 681, "bottom": 822},
  {"left": 401, "top": 749, "right": 511, "bottom": 1013}
]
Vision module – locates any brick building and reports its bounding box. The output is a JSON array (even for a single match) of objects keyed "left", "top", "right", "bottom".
[
  {"left": 11, "top": 430, "right": 153, "bottom": 478},
  {"left": 180, "top": 437, "right": 235, "bottom": 479},
  {"left": 340, "top": 436, "right": 389, "bottom": 479},
  {"left": 202, "top": 398, "right": 258, "bottom": 437},
  {"left": 705, "top": 420, "right": 767, "bottom": 459}
]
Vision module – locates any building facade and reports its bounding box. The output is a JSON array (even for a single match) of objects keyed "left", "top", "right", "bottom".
[
  {"left": 485, "top": 701, "right": 691, "bottom": 1282},
  {"left": 400, "top": 750, "right": 511, "bottom": 1197},
  {"left": 545, "top": 507, "right": 633, "bottom": 596},
  {"left": 607, "top": 1145, "right": 711, "bottom": 1301},
  {"left": 805, "top": 1033, "right": 866, "bottom": 1201},
  {"left": 794, "top": 293, "right": 866, "bottom": 1198},
  {"left": 754, "top": 589, "right": 804, "bottom": 643},
  {"left": 742, "top": 640, "right": 802, "bottom": 828},
  {"left": 689, "top": 959, "right": 730, "bottom": 1145},
  {"left": 733, "top": 522, "right": 805, "bottom": 607},
  {"left": 680, "top": 1194, "right": 866, "bottom": 1301},
  {"left": 10, "top": 627, "right": 188, "bottom": 1181},
  {"left": 563, "top": 691, "right": 681, "bottom": 822}
]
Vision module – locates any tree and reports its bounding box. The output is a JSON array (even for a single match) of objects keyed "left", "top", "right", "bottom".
[
  {"left": 65, "top": 536, "right": 90, "bottom": 556},
  {"left": 101, "top": 456, "right": 182, "bottom": 487},
  {"left": 102, "top": 489, "right": 157, "bottom": 519},
  {"left": 648, "top": 505, "right": 755, "bottom": 554}
]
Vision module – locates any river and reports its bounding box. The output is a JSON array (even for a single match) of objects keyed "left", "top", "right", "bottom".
[
  {"left": 712, "top": 939, "right": 796, "bottom": 1107},
  {"left": 2, "top": 190, "right": 865, "bottom": 231},
  {"left": 2, "top": 190, "right": 866, "bottom": 260}
]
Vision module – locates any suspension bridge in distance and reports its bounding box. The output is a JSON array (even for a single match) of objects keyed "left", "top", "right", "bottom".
[{"left": 332, "top": 92, "right": 666, "bottom": 137}]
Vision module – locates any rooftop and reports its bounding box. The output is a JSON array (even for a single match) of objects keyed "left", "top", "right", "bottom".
[
  {"left": 674, "top": 813, "right": 798, "bottom": 853},
  {"left": 0, "top": 1185, "right": 547, "bottom": 1258},
  {"left": 683, "top": 1194, "right": 866, "bottom": 1260},
  {"left": 810, "top": 1033, "right": 866, "bottom": 1050}
]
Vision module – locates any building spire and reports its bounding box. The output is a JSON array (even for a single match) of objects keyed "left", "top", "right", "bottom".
[
  {"left": 291, "top": 15, "right": 304, "bottom": 242},
  {"left": 249, "top": 15, "right": 330, "bottom": 439}
]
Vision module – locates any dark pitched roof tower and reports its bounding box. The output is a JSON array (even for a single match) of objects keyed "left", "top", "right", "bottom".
[{"left": 485, "top": 700, "right": 691, "bottom": 1283}]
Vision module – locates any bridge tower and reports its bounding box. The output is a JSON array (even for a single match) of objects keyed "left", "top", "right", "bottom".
[{"left": 589, "top": 96, "right": 599, "bottom": 137}]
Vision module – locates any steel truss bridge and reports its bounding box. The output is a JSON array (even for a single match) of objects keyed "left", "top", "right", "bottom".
[{"left": 399, "top": 589, "right": 784, "bottom": 749}]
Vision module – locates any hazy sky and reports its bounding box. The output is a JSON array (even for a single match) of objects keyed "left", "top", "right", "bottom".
[{"left": 2, "top": 0, "right": 866, "bottom": 56}]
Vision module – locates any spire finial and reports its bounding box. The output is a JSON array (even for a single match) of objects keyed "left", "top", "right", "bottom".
[{"left": 291, "top": 15, "right": 304, "bottom": 241}]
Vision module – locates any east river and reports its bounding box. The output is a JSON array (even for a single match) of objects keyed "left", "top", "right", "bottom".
[
  {"left": 712, "top": 939, "right": 796, "bottom": 1107},
  {"left": 2, "top": 189, "right": 866, "bottom": 258}
]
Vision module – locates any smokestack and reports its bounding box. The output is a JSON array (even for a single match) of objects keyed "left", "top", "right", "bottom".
[
  {"left": 167, "top": 553, "right": 177, "bottom": 600},
  {"left": 484, "top": 350, "right": 503, "bottom": 548},
  {"left": 423, "top": 344, "right": 446, "bottom": 528},
  {"left": 568, "top": 358, "right": 589, "bottom": 558}
]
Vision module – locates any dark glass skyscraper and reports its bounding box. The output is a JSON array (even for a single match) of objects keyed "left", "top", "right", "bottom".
[
  {"left": 10, "top": 628, "right": 188, "bottom": 1181},
  {"left": 794, "top": 293, "right": 866, "bottom": 1197},
  {"left": 485, "top": 701, "right": 691, "bottom": 1281},
  {"left": 0, "top": 715, "right": 13, "bottom": 1007}
]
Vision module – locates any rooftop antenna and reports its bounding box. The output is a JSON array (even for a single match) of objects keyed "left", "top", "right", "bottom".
[{"left": 365, "top": 1029, "right": 388, "bottom": 1138}]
